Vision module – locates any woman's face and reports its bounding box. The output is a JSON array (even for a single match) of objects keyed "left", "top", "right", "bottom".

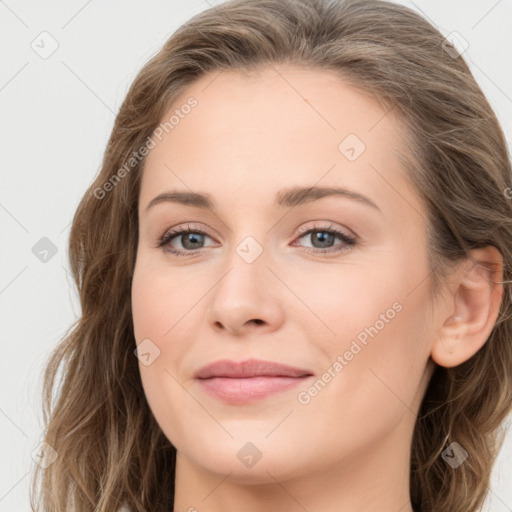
[{"left": 131, "top": 66, "right": 444, "bottom": 485}]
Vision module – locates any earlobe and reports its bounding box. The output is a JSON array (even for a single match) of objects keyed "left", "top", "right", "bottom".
[{"left": 431, "top": 246, "right": 504, "bottom": 368}]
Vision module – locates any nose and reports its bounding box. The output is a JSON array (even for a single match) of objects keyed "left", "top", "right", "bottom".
[{"left": 205, "top": 250, "right": 285, "bottom": 336}]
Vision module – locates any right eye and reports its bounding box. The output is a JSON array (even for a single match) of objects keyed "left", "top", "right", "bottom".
[{"left": 157, "top": 224, "right": 218, "bottom": 257}]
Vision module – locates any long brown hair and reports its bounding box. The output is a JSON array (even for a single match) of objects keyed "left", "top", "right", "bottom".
[{"left": 30, "top": 0, "right": 512, "bottom": 510}]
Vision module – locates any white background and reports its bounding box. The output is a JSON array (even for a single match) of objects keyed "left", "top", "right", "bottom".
[{"left": 1, "top": 1, "right": 511, "bottom": 510}]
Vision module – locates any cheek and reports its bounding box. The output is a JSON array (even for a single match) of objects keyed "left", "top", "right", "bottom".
[
  {"left": 131, "top": 258, "right": 193, "bottom": 343},
  {"left": 131, "top": 268, "right": 166, "bottom": 343},
  {"left": 131, "top": 260, "right": 197, "bottom": 445},
  {"left": 316, "top": 261, "right": 432, "bottom": 413}
]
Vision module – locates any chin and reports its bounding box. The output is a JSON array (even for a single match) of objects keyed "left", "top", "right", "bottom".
[{"left": 178, "top": 438, "right": 303, "bottom": 483}]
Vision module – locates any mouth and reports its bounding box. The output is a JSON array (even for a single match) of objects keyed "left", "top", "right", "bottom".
[{"left": 194, "top": 358, "right": 314, "bottom": 404}]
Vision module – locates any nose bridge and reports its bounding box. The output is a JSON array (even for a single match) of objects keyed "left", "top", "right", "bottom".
[
  {"left": 216, "top": 232, "right": 270, "bottom": 304},
  {"left": 205, "top": 230, "right": 284, "bottom": 333}
]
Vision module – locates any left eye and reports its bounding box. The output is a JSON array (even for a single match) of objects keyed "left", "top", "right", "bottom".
[
  {"left": 158, "top": 225, "right": 356, "bottom": 257},
  {"left": 293, "top": 227, "right": 356, "bottom": 253}
]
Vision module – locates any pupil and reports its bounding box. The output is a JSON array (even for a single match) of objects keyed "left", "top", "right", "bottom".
[
  {"left": 313, "top": 231, "right": 333, "bottom": 248},
  {"left": 182, "top": 233, "right": 203, "bottom": 249}
]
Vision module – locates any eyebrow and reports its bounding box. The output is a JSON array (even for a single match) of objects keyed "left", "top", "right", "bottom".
[{"left": 144, "top": 186, "right": 381, "bottom": 213}]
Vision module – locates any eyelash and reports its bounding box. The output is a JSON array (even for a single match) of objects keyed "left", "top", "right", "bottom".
[{"left": 157, "top": 223, "right": 357, "bottom": 257}]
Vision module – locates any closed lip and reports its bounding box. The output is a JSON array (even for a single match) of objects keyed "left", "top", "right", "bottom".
[{"left": 194, "top": 358, "right": 314, "bottom": 379}]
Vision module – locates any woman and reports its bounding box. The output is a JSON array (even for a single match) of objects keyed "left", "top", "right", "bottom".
[{"left": 30, "top": 0, "right": 512, "bottom": 511}]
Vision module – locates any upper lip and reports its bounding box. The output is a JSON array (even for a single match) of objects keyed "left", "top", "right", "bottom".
[{"left": 194, "top": 358, "right": 314, "bottom": 379}]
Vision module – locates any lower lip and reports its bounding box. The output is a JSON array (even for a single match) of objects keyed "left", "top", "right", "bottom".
[{"left": 197, "top": 375, "right": 313, "bottom": 404}]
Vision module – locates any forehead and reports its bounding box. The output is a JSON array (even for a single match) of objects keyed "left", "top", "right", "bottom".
[
  {"left": 146, "top": 65, "right": 402, "bottom": 160},
  {"left": 139, "top": 65, "right": 421, "bottom": 222}
]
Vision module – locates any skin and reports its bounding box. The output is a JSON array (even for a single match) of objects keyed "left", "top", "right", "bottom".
[{"left": 131, "top": 65, "right": 504, "bottom": 512}]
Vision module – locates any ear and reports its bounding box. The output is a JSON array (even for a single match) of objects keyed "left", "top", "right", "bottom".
[{"left": 431, "top": 246, "right": 504, "bottom": 368}]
